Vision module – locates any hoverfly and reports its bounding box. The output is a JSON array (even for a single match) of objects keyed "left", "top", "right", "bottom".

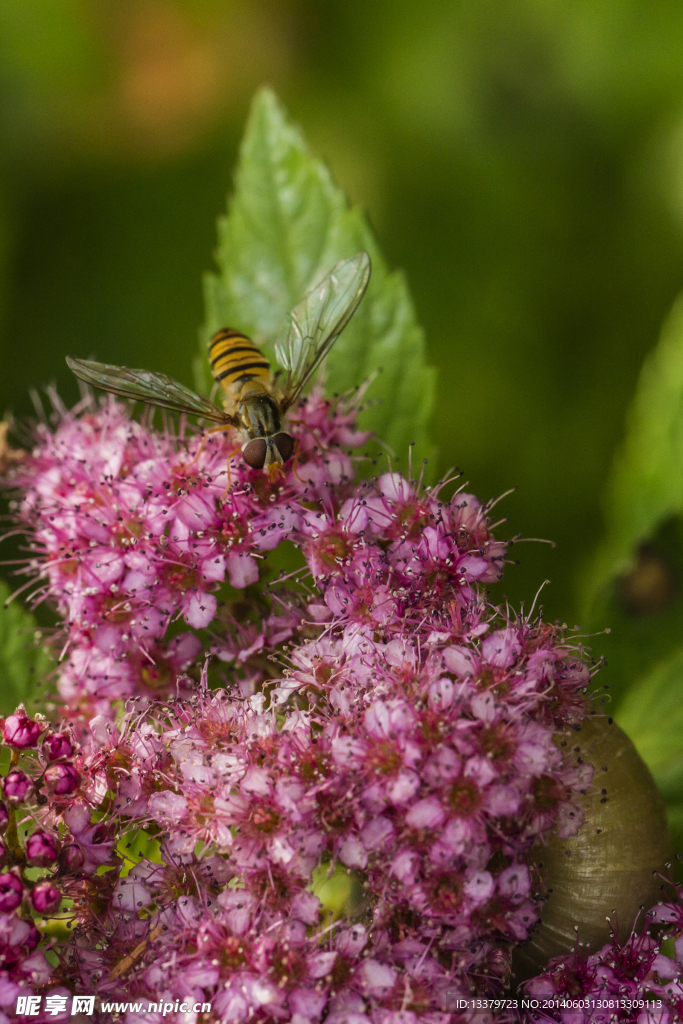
[{"left": 66, "top": 252, "right": 371, "bottom": 476}]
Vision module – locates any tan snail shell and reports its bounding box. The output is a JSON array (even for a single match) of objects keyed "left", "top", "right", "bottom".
[{"left": 513, "top": 714, "right": 672, "bottom": 982}]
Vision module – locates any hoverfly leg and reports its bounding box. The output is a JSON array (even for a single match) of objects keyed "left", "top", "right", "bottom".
[
  {"left": 187, "top": 423, "right": 237, "bottom": 469},
  {"left": 221, "top": 447, "right": 244, "bottom": 497},
  {"left": 288, "top": 439, "right": 305, "bottom": 484},
  {"left": 222, "top": 452, "right": 241, "bottom": 496}
]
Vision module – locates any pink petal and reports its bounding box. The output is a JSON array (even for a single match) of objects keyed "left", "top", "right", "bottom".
[
  {"left": 183, "top": 591, "right": 217, "bottom": 628},
  {"left": 227, "top": 552, "right": 259, "bottom": 589}
]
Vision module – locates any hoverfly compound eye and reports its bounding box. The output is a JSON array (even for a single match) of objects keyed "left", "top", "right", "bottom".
[
  {"left": 273, "top": 433, "right": 294, "bottom": 463},
  {"left": 242, "top": 438, "right": 267, "bottom": 469}
]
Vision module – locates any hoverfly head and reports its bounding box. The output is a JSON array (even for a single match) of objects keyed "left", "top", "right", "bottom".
[{"left": 242, "top": 432, "right": 294, "bottom": 473}]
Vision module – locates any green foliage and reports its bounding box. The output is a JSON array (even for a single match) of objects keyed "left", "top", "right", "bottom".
[
  {"left": 617, "top": 646, "right": 683, "bottom": 803},
  {"left": 199, "top": 89, "right": 436, "bottom": 473},
  {"left": 311, "top": 862, "right": 363, "bottom": 923},
  {"left": 117, "top": 828, "right": 162, "bottom": 879},
  {"left": 583, "top": 294, "right": 683, "bottom": 832},
  {"left": 583, "top": 515, "right": 683, "bottom": 711},
  {"left": 587, "top": 296, "right": 683, "bottom": 608},
  {"left": 0, "top": 582, "right": 51, "bottom": 715},
  {"left": 616, "top": 645, "right": 683, "bottom": 847},
  {"left": 584, "top": 295, "right": 683, "bottom": 698},
  {"left": 583, "top": 293, "right": 683, "bottom": 703}
]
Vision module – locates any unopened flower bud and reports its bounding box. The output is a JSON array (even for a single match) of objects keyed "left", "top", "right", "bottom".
[
  {"left": 0, "top": 871, "right": 22, "bottom": 911},
  {"left": 4, "top": 771, "right": 32, "bottom": 805},
  {"left": 31, "top": 880, "right": 61, "bottom": 915},
  {"left": 23, "top": 922, "right": 40, "bottom": 952},
  {"left": 58, "top": 843, "right": 84, "bottom": 874},
  {"left": 0, "top": 803, "right": 9, "bottom": 832},
  {"left": 3, "top": 711, "right": 42, "bottom": 748},
  {"left": 42, "top": 732, "right": 73, "bottom": 761},
  {"left": 44, "top": 763, "right": 78, "bottom": 796},
  {"left": 26, "top": 830, "right": 58, "bottom": 867}
]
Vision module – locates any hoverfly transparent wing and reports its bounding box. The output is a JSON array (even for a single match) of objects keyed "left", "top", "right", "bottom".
[
  {"left": 66, "top": 357, "right": 237, "bottom": 424},
  {"left": 274, "top": 252, "right": 371, "bottom": 412}
]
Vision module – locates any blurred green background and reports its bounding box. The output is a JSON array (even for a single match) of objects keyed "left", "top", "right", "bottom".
[{"left": 3, "top": 1, "right": 683, "bottom": 662}]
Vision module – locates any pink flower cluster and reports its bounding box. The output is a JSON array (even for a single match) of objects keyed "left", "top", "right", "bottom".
[
  {"left": 299, "top": 472, "right": 506, "bottom": 630},
  {"left": 0, "top": 392, "right": 614, "bottom": 1020},
  {"left": 0, "top": 708, "right": 114, "bottom": 1023},
  {"left": 7, "top": 392, "right": 364, "bottom": 726},
  {"left": 37, "top": 613, "right": 592, "bottom": 1019},
  {"left": 524, "top": 892, "right": 683, "bottom": 1022}
]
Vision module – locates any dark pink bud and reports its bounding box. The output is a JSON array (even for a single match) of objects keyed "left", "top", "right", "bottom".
[
  {"left": 58, "top": 843, "right": 84, "bottom": 874},
  {"left": 42, "top": 732, "right": 74, "bottom": 761},
  {"left": 0, "top": 803, "right": 9, "bottom": 832},
  {"left": 0, "top": 871, "right": 22, "bottom": 911},
  {"left": 4, "top": 771, "right": 32, "bottom": 805},
  {"left": 44, "top": 763, "right": 78, "bottom": 796},
  {"left": 31, "top": 880, "right": 61, "bottom": 915},
  {"left": 23, "top": 923, "right": 40, "bottom": 952},
  {"left": 3, "top": 713, "right": 42, "bottom": 748},
  {"left": 26, "top": 830, "right": 58, "bottom": 867}
]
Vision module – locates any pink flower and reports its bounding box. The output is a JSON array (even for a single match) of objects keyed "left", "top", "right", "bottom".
[
  {"left": 522, "top": 889, "right": 683, "bottom": 1022},
  {"left": 58, "top": 844, "right": 84, "bottom": 874},
  {"left": 405, "top": 797, "right": 446, "bottom": 830},
  {"left": 482, "top": 627, "right": 522, "bottom": 668},
  {"left": 42, "top": 733, "right": 74, "bottom": 761},
  {"left": 0, "top": 874, "right": 22, "bottom": 913},
  {"left": 44, "top": 763, "right": 78, "bottom": 796},
  {"left": 147, "top": 791, "right": 188, "bottom": 826},
  {"left": 360, "top": 959, "right": 397, "bottom": 998},
  {"left": 3, "top": 773, "right": 31, "bottom": 806},
  {"left": 25, "top": 832, "right": 58, "bottom": 868},
  {"left": 30, "top": 881, "right": 61, "bottom": 915},
  {"left": 2, "top": 713, "right": 42, "bottom": 749}
]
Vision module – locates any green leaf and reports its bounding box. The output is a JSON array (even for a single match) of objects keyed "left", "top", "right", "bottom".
[
  {"left": 117, "top": 827, "right": 162, "bottom": 878},
  {"left": 581, "top": 294, "right": 683, "bottom": 708},
  {"left": 0, "top": 581, "right": 51, "bottom": 715},
  {"left": 586, "top": 294, "right": 683, "bottom": 610},
  {"left": 311, "top": 862, "right": 364, "bottom": 921},
  {"left": 198, "top": 88, "right": 436, "bottom": 473},
  {"left": 616, "top": 645, "right": 683, "bottom": 804},
  {"left": 665, "top": 803, "right": 683, "bottom": 859}
]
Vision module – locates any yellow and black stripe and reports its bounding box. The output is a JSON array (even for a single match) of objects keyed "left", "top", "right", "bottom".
[{"left": 208, "top": 329, "right": 271, "bottom": 389}]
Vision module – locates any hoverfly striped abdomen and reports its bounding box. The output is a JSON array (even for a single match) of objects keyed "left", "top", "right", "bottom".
[{"left": 208, "top": 328, "right": 271, "bottom": 394}]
